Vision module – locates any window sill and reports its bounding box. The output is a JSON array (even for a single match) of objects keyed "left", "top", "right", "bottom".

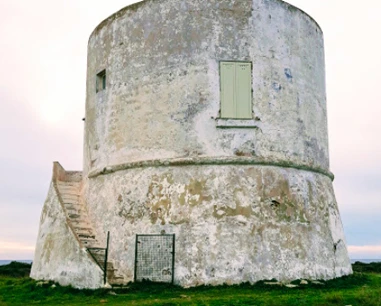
[{"left": 215, "top": 118, "right": 260, "bottom": 129}]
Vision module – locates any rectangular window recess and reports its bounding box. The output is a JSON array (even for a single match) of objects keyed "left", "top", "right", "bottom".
[
  {"left": 220, "top": 61, "right": 252, "bottom": 119},
  {"left": 215, "top": 118, "right": 260, "bottom": 129},
  {"left": 96, "top": 69, "right": 106, "bottom": 93}
]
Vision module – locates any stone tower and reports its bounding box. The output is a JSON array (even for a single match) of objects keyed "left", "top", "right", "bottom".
[{"left": 31, "top": 0, "right": 352, "bottom": 289}]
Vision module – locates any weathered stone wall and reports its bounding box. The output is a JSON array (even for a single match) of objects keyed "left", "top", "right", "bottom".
[
  {"left": 84, "top": 0, "right": 328, "bottom": 176},
  {"left": 79, "top": 0, "right": 352, "bottom": 287},
  {"left": 31, "top": 182, "right": 103, "bottom": 289},
  {"left": 85, "top": 165, "right": 351, "bottom": 286},
  {"left": 28, "top": 0, "right": 351, "bottom": 288}
]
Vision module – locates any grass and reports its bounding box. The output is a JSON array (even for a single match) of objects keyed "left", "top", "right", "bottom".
[
  {"left": 0, "top": 262, "right": 32, "bottom": 278},
  {"left": 0, "top": 262, "right": 381, "bottom": 305},
  {"left": 352, "top": 261, "right": 381, "bottom": 273}
]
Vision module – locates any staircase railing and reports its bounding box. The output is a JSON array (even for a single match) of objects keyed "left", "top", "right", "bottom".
[{"left": 87, "top": 231, "right": 110, "bottom": 284}]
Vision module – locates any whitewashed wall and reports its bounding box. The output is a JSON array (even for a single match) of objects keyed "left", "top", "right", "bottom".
[
  {"left": 32, "top": 0, "right": 352, "bottom": 288},
  {"left": 84, "top": 0, "right": 328, "bottom": 175},
  {"left": 31, "top": 182, "right": 103, "bottom": 289}
]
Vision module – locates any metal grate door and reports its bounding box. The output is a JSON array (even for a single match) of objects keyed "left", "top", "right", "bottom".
[{"left": 134, "top": 234, "right": 175, "bottom": 284}]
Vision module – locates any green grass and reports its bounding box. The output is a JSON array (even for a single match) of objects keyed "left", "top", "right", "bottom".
[
  {"left": 0, "top": 262, "right": 381, "bottom": 305},
  {"left": 352, "top": 261, "right": 381, "bottom": 273},
  {"left": 0, "top": 262, "right": 31, "bottom": 278}
]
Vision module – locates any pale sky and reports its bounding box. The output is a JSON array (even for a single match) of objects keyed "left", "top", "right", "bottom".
[{"left": 0, "top": 0, "right": 380, "bottom": 260}]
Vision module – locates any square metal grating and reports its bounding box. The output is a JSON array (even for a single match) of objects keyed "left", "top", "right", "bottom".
[{"left": 134, "top": 234, "right": 175, "bottom": 284}]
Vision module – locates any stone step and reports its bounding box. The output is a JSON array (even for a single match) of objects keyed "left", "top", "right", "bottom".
[
  {"left": 80, "top": 238, "right": 99, "bottom": 246},
  {"left": 91, "top": 247, "right": 105, "bottom": 252},
  {"left": 111, "top": 275, "right": 124, "bottom": 280},
  {"left": 67, "top": 215, "right": 88, "bottom": 221},
  {"left": 109, "top": 276, "right": 125, "bottom": 285},
  {"left": 66, "top": 210, "right": 86, "bottom": 217},
  {"left": 59, "top": 190, "right": 80, "bottom": 196},
  {"left": 91, "top": 253, "right": 106, "bottom": 259},
  {"left": 86, "top": 245, "right": 104, "bottom": 249},
  {"left": 58, "top": 187, "right": 80, "bottom": 193},
  {"left": 56, "top": 172, "right": 119, "bottom": 280},
  {"left": 77, "top": 233, "right": 96, "bottom": 239},
  {"left": 62, "top": 202, "right": 81, "bottom": 208},
  {"left": 57, "top": 184, "right": 80, "bottom": 191},
  {"left": 57, "top": 181, "right": 80, "bottom": 187},
  {"left": 60, "top": 190, "right": 80, "bottom": 194},
  {"left": 87, "top": 246, "right": 105, "bottom": 250},
  {"left": 59, "top": 189, "right": 80, "bottom": 194},
  {"left": 64, "top": 202, "right": 83, "bottom": 208},
  {"left": 60, "top": 194, "right": 81, "bottom": 201},
  {"left": 69, "top": 219, "right": 90, "bottom": 226},
  {"left": 65, "top": 208, "right": 86, "bottom": 215},
  {"left": 62, "top": 200, "right": 81, "bottom": 206},
  {"left": 65, "top": 204, "right": 85, "bottom": 210},
  {"left": 92, "top": 253, "right": 105, "bottom": 261},
  {"left": 57, "top": 187, "right": 80, "bottom": 194},
  {"left": 73, "top": 227, "right": 94, "bottom": 233},
  {"left": 70, "top": 219, "right": 90, "bottom": 226},
  {"left": 67, "top": 213, "right": 82, "bottom": 219},
  {"left": 93, "top": 259, "right": 106, "bottom": 268},
  {"left": 82, "top": 242, "right": 101, "bottom": 248},
  {"left": 71, "top": 226, "right": 92, "bottom": 233}
]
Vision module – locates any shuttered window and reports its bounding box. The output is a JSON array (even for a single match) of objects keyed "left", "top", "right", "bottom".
[{"left": 220, "top": 62, "right": 252, "bottom": 119}]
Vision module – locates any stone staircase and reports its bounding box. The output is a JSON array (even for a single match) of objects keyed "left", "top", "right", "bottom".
[{"left": 53, "top": 162, "right": 124, "bottom": 286}]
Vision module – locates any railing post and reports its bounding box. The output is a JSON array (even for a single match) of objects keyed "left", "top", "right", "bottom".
[
  {"left": 171, "top": 234, "right": 175, "bottom": 285},
  {"left": 103, "top": 231, "right": 110, "bottom": 284},
  {"left": 134, "top": 235, "right": 138, "bottom": 283}
]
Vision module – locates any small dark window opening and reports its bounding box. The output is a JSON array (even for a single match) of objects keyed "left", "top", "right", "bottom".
[{"left": 96, "top": 70, "right": 106, "bottom": 93}]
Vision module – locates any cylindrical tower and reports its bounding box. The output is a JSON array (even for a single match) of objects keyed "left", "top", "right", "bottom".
[{"left": 82, "top": 0, "right": 351, "bottom": 286}]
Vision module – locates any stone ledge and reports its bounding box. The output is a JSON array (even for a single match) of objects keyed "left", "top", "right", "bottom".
[
  {"left": 215, "top": 118, "right": 260, "bottom": 129},
  {"left": 87, "top": 156, "right": 334, "bottom": 180}
]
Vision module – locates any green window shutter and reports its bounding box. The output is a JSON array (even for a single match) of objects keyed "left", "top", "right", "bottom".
[
  {"left": 235, "top": 62, "right": 252, "bottom": 119},
  {"left": 220, "top": 62, "right": 235, "bottom": 118},
  {"left": 220, "top": 61, "right": 252, "bottom": 119}
]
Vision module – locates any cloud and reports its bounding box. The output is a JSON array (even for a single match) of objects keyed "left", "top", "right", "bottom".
[
  {"left": 0, "top": 0, "right": 380, "bottom": 261},
  {"left": 0, "top": 241, "right": 35, "bottom": 260},
  {"left": 348, "top": 245, "right": 381, "bottom": 259}
]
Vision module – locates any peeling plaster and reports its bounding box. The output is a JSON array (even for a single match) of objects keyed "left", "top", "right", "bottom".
[{"left": 32, "top": 0, "right": 352, "bottom": 289}]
